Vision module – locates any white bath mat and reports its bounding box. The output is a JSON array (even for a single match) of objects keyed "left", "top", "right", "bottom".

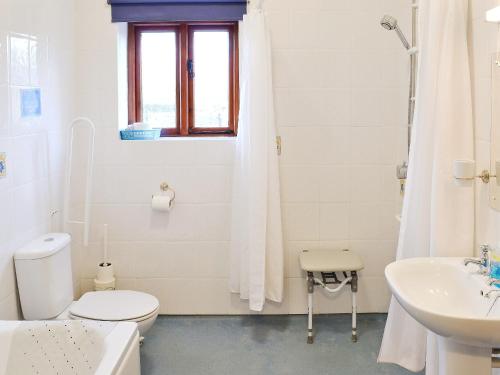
[{"left": 5, "top": 320, "right": 116, "bottom": 375}]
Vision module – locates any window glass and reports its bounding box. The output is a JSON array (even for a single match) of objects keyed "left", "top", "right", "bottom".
[
  {"left": 193, "top": 31, "right": 229, "bottom": 128},
  {"left": 140, "top": 32, "right": 177, "bottom": 128},
  {"left": 129, "top": 23, "right": 238, "bottom": 136}
]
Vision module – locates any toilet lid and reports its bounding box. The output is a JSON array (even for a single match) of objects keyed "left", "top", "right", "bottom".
[{"left": 70, "top": 290, "right": 160, "bottom": 321}]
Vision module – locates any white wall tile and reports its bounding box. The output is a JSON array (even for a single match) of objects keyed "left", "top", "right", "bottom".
[
  {"left": 266, "top": 11, "right": 290, "bottom": 49},
  {"left": 381, "top": 88, "right": 409, "bottom": 126},
  {"left": 273, "top": 50, "right": 321, "bottom": 89},
  {"left": 318, "top": 12, "right": 354, "bottom": 49},
  {"left": 0, "top": 86, "right": 10, "bottom": 134},
  {"left": 0, "top": 32, "right": 8, "bottom": 85},
  {"left": 11, "top": 135, "right": 47, "bottom": 185},
  {"left": 350, "top": 165, "right": 398, "bottom": 202},
  {"left": 9, "top": 34, "right": 30, "bottom": 86},
  {"left": 279, "top": 127, "right": 323, "bottom": 165},
  {"left": 289, "top": 11, "right": 321, "bottom": 49},
  {"left": 276, "top": 89, "right": 351, "bottom": 126},
  {"left": 12, "top": 181, "right": 49, "bottom": 240},
  {"left": 0, "top": 293, "right": 20, "bottom": 320},
  {"left": 318, "top": 166, "right": 351, "bottom": 202},
  {"left": 349, "top": 202, "right": 398, "bottom": 241},
  {"left": 319, "top": 203, "right": 350, "bottom": 241},
  {"left": 349, "top": 127, "right": 398, "bottom": 165},
  {"left": 316, "top": 51, "right": 353, "bottom": 89},
  {"left": 0, "top": 244, "right": 16, "bottom": 300},
  {"left": 319, "top": 127, "right": 352, "bottom": 164},
  {"left": 351, "top": 89, "right": 385, "bottom": 125},
  {"left": 280, "top": 165, "right": 319, "bottom": 203},
  {"left": 282, "top": 203, "right": 320, "bottom": 241},
  {"left": 473, "top": 77, "right": 492, "bottom": 142}
]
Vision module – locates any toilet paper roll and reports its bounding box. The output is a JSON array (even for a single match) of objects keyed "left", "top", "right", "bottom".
[
  {"left": 453, "top": 159, "right": 475, "bottom": 180},
  {"left": 152, "top": 194, "right": 173, "bottom": 212}
]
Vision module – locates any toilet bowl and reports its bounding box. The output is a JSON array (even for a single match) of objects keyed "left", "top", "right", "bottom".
[
  {"left": 57, "top": 291, "right": 159, "bottom": 336},
  {"left": 14, "top": 233, "right": 160, "bottom": 336}
]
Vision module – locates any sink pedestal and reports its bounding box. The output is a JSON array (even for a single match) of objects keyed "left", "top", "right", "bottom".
[{"left": 437, "top": 337, "right": 491, "bottom": 375}]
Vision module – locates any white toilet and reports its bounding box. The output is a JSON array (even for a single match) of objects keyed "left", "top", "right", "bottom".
[{"left": 14, "top": 233, "right": 159, "bottom": 336}]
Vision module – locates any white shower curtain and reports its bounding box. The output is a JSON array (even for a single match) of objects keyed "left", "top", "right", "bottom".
[
  {"left": 378, "top": 0, "right": 474, "bottom": 373},
  {"left": 229, "top": 3, "right": 284, "bottom": 312}
]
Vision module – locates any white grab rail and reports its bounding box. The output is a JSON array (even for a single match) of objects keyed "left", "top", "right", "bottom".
[{"left": 64, "top": 117, "right": 96, "bottom": 247}]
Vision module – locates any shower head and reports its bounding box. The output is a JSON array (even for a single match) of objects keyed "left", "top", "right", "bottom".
[
  {"left": 380, "top": 15, "right": 398, "bottom": 30},
  {"left": 380, "top": 14, "right": 411, "bottom": 50}
]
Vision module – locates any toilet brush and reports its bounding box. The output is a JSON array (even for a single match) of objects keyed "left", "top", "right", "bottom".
[{"left": 94, "top": 224, "right": 116, "bottom": 291}]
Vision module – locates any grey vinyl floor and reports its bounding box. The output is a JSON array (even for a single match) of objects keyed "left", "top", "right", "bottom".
[{"left": 140, "top": 314, "right": 423, "bottom": 375}]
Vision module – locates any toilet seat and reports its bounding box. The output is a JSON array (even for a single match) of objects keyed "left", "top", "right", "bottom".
[
  {"left": 70, "top": 290, "right": 160, "bottom": 322},
  {"left": 69, "top": 306, "right": 159, "bottom": 323}
]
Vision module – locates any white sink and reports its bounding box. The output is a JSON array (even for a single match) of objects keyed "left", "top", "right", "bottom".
[{"left": 385, "top": 257, "right": 500, "bottom": 375}]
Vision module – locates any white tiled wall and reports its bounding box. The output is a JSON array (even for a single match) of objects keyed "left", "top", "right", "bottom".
[
  {"left": 73, "top": 0, "right": 409, "bottom": 315},
  {"left": 470, "top": 0, "right": 500, "bottom": 249},
  {"left": 267, "top": 0, "right": 408, "bottom": 314},
  {"left": 0, "top": 0, "right": 75, "bottom": 319}
]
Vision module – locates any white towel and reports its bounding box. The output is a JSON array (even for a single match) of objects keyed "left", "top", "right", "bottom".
[{"left": 5, "top": 320, "right": 116, "bottom": 375}]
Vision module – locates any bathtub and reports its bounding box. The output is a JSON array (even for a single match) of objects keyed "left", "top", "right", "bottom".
[{"left": 0, "top": 320, "right": 141, "bottom": 375}]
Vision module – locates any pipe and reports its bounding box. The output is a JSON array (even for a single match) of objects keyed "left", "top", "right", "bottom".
[{"left": 408, "top": 1, "right": 418, "bottom": 150}]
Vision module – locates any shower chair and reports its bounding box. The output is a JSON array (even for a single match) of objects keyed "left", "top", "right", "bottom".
[{"left": 299, "top": 249, "right": 364, "bottom": 344}]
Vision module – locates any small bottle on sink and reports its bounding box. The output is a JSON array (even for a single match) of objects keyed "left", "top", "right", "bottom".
[{"left": 489, "top": 246, "right": 500, "bottom": 287}]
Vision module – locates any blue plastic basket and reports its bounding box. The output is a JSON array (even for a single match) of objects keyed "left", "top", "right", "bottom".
[{"left": 120, "top": 129, "right": 161, "bottom": 140}]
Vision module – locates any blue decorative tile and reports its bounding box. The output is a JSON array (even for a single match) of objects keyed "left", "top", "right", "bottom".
[{"left": 20, "top": 88, "right": 41, "bottom": 118}]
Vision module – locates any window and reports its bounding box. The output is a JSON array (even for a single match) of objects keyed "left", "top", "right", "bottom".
[{"left": 128, "top": 23, "right": 239, "bottom": 137}]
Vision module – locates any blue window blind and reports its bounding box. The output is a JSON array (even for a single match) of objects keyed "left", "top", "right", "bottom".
[{"left": 107, "top": 0, "right": 247, "bottom": 22}]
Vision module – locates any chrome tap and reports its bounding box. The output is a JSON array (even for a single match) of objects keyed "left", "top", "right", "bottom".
[
  {"left": 464, "top": 245, "right": 491, "bottom": 274},
  {"left": 481, "top": 289, "right": 500, "bottom": 298}
]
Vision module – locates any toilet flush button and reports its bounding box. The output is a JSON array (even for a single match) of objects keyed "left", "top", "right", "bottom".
[{"left": 44, "top": 237, "right": 54, "bottom": 242}]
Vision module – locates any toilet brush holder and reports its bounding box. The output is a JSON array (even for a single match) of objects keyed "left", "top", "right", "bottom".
[{"left": 94, "top": 262, "right": 116, "bottom": 291}]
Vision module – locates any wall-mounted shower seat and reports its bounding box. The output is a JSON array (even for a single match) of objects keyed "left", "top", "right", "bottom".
[{"left": 299, "top": 249, "right": 364, "bottom": 344}]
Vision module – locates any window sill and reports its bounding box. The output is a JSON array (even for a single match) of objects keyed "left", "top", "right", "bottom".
[{"left": 118, "top": 132, "right": 236, "bottom": 142}]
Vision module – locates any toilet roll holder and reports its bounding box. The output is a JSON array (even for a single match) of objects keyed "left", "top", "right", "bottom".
[
  {"left": 158, "top": 182, "right": 176, "bottom": 200},
  {"left": 477, "top": 170, "right": 496, "bottom": 184}
]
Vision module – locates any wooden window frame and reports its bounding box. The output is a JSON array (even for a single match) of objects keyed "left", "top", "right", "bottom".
[{"left": 128, "top": 22, "right": 239, "bottom": 137}]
